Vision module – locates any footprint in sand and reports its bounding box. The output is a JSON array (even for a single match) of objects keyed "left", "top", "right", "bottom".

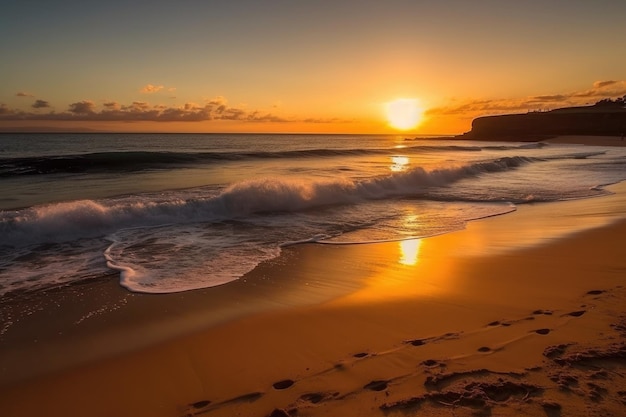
[
  {"left": 184, "top": 392, "right": 263, "bottom": 415},
  {"left": 190, "top": 400, "right": 211, "bottom": 409},
  {"left": 406, "top": 338, "right": 425, "bottom": 346},
  {"left": 564, "top": 310, "right": 586, "bottom": 317},
  {"left": 300, "top": 393, "right": 324, "bottom": 404},
  {"left": 421, "top": 359, "right": 439, "bottom": 367},
  {"left": 364, "top": 380, "right": 388, "bottom": 391},
  {"left": 268, "top": 409, "right": 291, "bottom": 417},
  {"left": 534, "top": 328, "right": 551, "bottom": 335},
  {"left": 273, "top": 379, "right": 295, "bottom": 390},
  {"left": 353, "top": 352, "right": 369, "bottom": 358},
  {"left": 477, "top": 346, "right": 491, "bottom": 353},
  {"left": 300, "top": 392, "right": 339, "bottom": 404},
  {"left": 586, "top": 290, "right": 605, "bottom": 295},
  {"left": 488, "top": 320, "right": 512, "bottom": 327},
  {"left": 532, "top": 309, "right": 553, "bottom": 315}
]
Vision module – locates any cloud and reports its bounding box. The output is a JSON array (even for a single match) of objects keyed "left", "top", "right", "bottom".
[
  {"left": 528, "top": 95, "right": 567, "bottom": 102},
  {"left": 16, "top": 92, "right": 35, "bottom": 97},
  {"left": 140, "top": 84, "right": 164, "bottom": 93},
  {"left": 593, "top": 80, "right": 617, "bottom": 89},
  {"left": 428, "top": 81, "right": 626, "bottom": 117},
  {"left": 0, "top": 104, "right": 13, "bottom": 115},
  {"left": 303, "top": 117, "right": 350, "bottom": 124},
  {"left": 32, "top": 100, "right": 50, "bottom": 109},
  {"left": 243, "top": 111, "right": 289, "bottom": 123},
  {"left": 68, "top": 100, "right": 96, "bottom": 114},
  {"left": 571, "top": 81, "right": 626, "bottom": 99},
  {"left": 426, "top": 99, "right": 532, "bottom": 116},
  {"left": 0, "top": 97, "right": 323, "bottom": 124},
  {"left": 103, "top": 101, "right": 121, "bottom": 110},
  {"left": 124, "top": 101, "right": 151, "bottom": 111}
]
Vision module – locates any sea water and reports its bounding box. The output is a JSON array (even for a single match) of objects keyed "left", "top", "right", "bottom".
[{"left": 1, "top": 133, "right": 625, "bottom": 295}]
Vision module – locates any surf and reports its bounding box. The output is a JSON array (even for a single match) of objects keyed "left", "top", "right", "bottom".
[{"left": 1, "top": 156, "right": 539, "bottom": 248}]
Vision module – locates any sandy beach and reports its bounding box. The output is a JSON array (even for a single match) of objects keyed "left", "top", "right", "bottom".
[{"left": 1, "top": 135, "right": 625, "bottom": 417}]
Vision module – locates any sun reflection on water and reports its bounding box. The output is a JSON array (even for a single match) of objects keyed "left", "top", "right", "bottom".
[{"left": 390, "top": 155, "right": 410, "bottom": 172}]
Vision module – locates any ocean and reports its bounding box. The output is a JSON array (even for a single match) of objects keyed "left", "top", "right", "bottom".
[{"left": 1, "top": 133, "right": 625, "bottom": 297}]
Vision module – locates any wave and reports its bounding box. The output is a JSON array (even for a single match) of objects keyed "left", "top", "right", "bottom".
[
  {"left": 0, "top": 143, "right": 540, "bottom": 177},
  {"left": 403, "top": 138, "right": 547, "bottom": 150},
  {"left": 0, "top": 156, "right": 537, "bottom": 247}
]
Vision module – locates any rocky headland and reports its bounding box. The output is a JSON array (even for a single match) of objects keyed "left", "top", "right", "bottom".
[{"left": 459, "top": 98, "right": 626, "bottom": 141}]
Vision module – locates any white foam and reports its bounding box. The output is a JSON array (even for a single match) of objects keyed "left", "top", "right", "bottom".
[
  {"left": 2, "top": 157, "right": 533, "bottom": 248},
  {"left": 104, "top": 224, "right": 282, "bottom": 293}
]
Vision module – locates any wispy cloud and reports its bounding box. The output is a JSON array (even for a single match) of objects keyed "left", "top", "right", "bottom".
[
  {"left": 593, "top": 80, "right": 617, "bottom": 89},
  {"left": 528, "top": 95, "right": 567, "bottom": 102},
  {"left": 426, "top": 99, "right": 534, "bottom": 116},
  {"left": 140, "top": 84, "right": 165, "bottom": 93},
  {"left": 427, "top": 81, "right": 626, "bottom": 117},
  {"left": 303, "top": 117, "right": 351, "bottom": 124},
  {"left": 16, "top": 92, "right": 35, "bottom": 97}
]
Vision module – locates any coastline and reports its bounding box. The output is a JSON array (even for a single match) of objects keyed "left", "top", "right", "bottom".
[{"left": 1, "top": 136, "right": 625, "bottom": 417}]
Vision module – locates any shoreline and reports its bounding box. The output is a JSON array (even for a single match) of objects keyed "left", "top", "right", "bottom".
[
  {"left": 2, "top": 180, "right": 624, "bottom": 387},
  {"left": 0, "top": 135, "right": 625, "bottom": 416},
  {"left": 1, "top": 193, "right": 625, "bottom": 416}
]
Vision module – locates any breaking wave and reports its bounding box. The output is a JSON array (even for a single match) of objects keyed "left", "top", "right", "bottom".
[{"left": 0, "top": 156, "right": 537, "bottom": 247}]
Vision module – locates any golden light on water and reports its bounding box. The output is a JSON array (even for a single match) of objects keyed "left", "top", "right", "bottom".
[
  {"left": 385, "top": 98, "right": 423, "bottom": 131},
  {"left": 399, "top": 239, "right": 421, "bottom": 266},
  {"left": 390, "top": 155, "right": 410, "bottom": 172}
]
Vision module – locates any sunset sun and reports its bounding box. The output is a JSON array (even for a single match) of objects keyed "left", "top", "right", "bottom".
[{"left": 385, "top": 98, "right": 423, "bottom": 131}]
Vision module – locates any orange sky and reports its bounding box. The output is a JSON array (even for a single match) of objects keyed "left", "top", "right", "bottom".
[{"left": 2, "top": 1, "right": 626, "bottom": 135}]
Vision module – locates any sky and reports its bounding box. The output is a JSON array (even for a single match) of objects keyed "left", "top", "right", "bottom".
[{"left": 1, "top": 0, "right": 625, "bottom": 134}]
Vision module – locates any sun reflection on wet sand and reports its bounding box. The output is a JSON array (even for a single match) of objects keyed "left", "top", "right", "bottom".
[
  {"left": 332, "top": 183, "right": 626, "bottom": 307},
  {"left": 336, "top": 237, "right": 454, "bottom": 305},
  {"left": 399, "top": 238, "right": 421, "bottom": 266}
]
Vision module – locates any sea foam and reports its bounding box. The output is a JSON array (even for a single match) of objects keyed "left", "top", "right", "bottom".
[{"left": 0, "top": 156, "right": 536, "bottom": 248}]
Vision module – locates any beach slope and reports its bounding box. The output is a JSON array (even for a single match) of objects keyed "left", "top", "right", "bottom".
[{"left": 1, "top": 140, "right": 625, "bottom": 417}]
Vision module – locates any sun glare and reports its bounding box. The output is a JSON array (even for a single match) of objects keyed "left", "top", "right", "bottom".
[
  {"left": 390, "top": 155, "right": 410, "bottom": 172},
  {"left": 385, "top": 98, "right": 423, "bottom": 131},
  {"left": 399, "top": 239, "right": 421, "bottom": 266}
]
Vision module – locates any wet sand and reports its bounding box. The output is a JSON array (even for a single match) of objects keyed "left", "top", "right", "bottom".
[{"left": 0, "top": 136, "right": 625, "bottom": 417}]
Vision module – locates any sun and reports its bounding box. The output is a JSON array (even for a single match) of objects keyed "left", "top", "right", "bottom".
[{"left": 385, "top": 98, "right": 423, "bottom": 131}]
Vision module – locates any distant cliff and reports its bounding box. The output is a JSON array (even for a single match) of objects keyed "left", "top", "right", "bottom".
[{"left": 460, "top": 102, "right": 626, "bottom": 141}]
